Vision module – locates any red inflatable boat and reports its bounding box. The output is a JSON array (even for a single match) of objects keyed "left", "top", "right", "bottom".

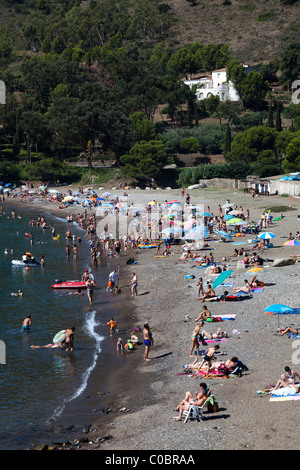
[{"left": 51, "top": 281, "right": 88, "bottom": 290}]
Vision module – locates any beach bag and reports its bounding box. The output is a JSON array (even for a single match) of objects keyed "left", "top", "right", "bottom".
[
  {"left": 108, "top": 280, "right": 112, "bottom": 287},
  {"left": 207, "top": 396, "right": 219, "bottom": 413},
  {"left": 207, "top": 401, "right": 219, "bottom": 413}
]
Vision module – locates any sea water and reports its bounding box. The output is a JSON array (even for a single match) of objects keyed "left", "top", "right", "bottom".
[{"left": 0, "top": 205, "right": 109, "bottom": 449}]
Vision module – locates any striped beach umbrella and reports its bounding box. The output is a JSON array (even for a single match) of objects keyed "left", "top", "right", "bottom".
[{"left": 258, "top": 232, "right": 276, "bottom": 240}]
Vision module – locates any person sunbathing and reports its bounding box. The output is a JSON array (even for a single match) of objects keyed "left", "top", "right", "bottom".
[
  {"left": 209, "top": 263, "right": 221, "bottom": 274},
  {"left": 265, "top": 366, "right": 300, "bottom": 392},
  {"left": 201, "top": 327, "right": 228, "bottom": 340},
  {"left": 232, "top": 279, "right": 251, "bottom": 294},
  {"left": 198, "top": 285, "right": 216, "bottom": 301},
  {"left": 279, "top": 327, "right": 300, "bottom": 336},
  {"left": 194, "top": 306, "right": 211, "bottom": 322},
  {"left": 174, "top": 382, "right": 211, "bottom": 421}
]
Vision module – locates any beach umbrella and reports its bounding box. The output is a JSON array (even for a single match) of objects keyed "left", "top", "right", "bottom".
[
  {"left": 160, "top": 227, "right": 182, "bottom": 238},
  {"left": 102, "top": 191, "right": 111, "bottom": 197},
  {"left": 167, "top": 200, "right": 180, "bottom": 205},
  {"left": 215, "top": 229, "right": 232, "bottom": 240},
  {"left": 199, "top": 212, "right": 211, "bottom": 217},
  {"left": 4, "top": 183, "right": 11, "bottom": 188},
  {"left": 284, "top": 239, "right": 300, "bottom": 257},
  {"left": 265, "top": 304, "right": 294, "bottom": 328},
  {"left": 284, "top": 239, "right": 300, "bottom": 246},
  {"left": 168, "top": 203, "right": 182, "bottom": 211},
  {"left": 212, "top": 270, "right": 233, "bottom": 290},
  {"left": 184, "top": 225, "right": 208, "bottom": 240},
  {"left": 228, "top": 210, "right": 244, "bottom": 216},
  {"left": 224, "top": 214, "right": 234, "bottom": 220},
  {"left": 222, "top": 202, "right": 235, "bottom": 209},
  {"left": 62, "top": 195, "right": 74, "bottom": 202},
  {"left": 184, "top": 219, "right": 195, "bottom": 231},
  {"left": 258, "top": 232, "right": 276, "bottom": 240},
  {"left": 226, "top": 218, "right": 245, "bottom": 225}
]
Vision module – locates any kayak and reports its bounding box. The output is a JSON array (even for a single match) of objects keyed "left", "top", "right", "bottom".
[
  {"left": 12, "top": 260, "right": 40, "bottom": 267},
  {"left": 51, "top": 280, "right": 88, "bottom": 289}
]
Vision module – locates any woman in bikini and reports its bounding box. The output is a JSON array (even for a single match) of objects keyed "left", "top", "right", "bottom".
[{"left": 174, "top": 382, "right": 211, "bottom": 421}]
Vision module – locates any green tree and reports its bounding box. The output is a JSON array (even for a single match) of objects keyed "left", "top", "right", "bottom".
[
  {"left": 282, "top": 132, "right": 300, "bottom": 171},
  {"left": 204, "top": 94, "right": 221, "bottom": 123},
  {"left": 279, "top": 43, "right": 300, "bottom": 89},
  {"left": 129, "top": 112, "right": 155, "bottom": 142},
  {"left": 120, "top": 140, "right": 171, "bottom": 181},
  {"left": 239, "top": 71, "right": 269, "bottom": 110},
  {"left": 223, "top": 123, "right": 231, "bottom": 157},
  {"left": 227, "top": 125, "right": 277, "bottom": 162},
  {"left": 267, "top": 103, "right": 274, "bottom": 128},
  {"left": 275, "top": 104, "right": 282, "bottom": 132}
]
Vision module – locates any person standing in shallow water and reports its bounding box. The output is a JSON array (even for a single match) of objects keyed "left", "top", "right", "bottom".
[{"left": 143, "top": 322, "right": 154, "bottom": 361}]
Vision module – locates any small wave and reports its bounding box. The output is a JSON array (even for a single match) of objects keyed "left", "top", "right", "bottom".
[{"left": 47, "top": 310, "right": 103, "bottom": 423}]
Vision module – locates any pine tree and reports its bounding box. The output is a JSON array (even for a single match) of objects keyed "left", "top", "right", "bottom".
[
  {"left": 224, "top": 123, "right": 231, "bottom": 158},
  {"left": 267, "top": 103, "right": 274, "bottom": 128},
  {"left": 275, "top": 104, "right": 282, "bottom": 132}
]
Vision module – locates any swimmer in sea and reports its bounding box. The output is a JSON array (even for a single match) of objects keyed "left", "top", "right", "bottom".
[
  {"left": 11, "top": 290, "right": 23, "bottom": 297},
  {"left": 31, "top": 342, "right": 66, "bottom": 349},
  {"left": 22, "top": 315, "right": 31, "bottom": 331}
]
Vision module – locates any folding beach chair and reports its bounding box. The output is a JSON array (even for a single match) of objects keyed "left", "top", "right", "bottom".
[
  {"left": 182, "top": 395, "right": 216, "bottom": 423},
  {"left": 182, "top": 403, "right": 204, "bottom": 423}
]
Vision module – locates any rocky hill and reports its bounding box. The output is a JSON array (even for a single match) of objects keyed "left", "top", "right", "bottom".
[{"left": 164, "top": 0, "right": 300, "bottom": 64}]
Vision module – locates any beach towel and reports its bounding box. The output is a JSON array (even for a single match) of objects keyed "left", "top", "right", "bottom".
[
  {"left": 210, "top": 315, "right": 236, "bottom": 321},
  {"left": 270, "top": 387, "right": 297, "bottom": 397},
  {"left": 203, "top": 338, "right": 227, "bottom": 344},
  {"left": 269, "top": 395, "right": 300, "bottom": 402},
  {"left": 251, "top": 287, "right": 264, "bottom": 293}
]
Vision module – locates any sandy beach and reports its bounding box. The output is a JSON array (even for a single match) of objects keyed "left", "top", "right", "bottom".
[{"left": 5, "top": 184, "right": 300, "bottom": 451}]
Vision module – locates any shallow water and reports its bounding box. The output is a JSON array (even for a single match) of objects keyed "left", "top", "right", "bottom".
[{"left": 0, "top": 205, "right": 110, "bottom": 449}]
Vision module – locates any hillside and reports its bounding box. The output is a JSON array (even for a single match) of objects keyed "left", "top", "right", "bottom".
[
  {"left": 0, "top": 0, "right": 299, "bottom": 187},
  {"left": 0, "top": 0, "right": 299, "bottom": 65},
  {"left": 165, "top": 0, "right": 300, "bottom": 64}
]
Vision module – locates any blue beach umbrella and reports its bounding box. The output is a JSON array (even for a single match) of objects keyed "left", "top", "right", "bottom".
[
  {"left": 215, "top": 229, "right": 232, "bottom": 240},
  {"left": 224, "top": 214, "right": 234, "bottom": 220},
  {"left": 265, "top": 303, "right": 294, "bottom": 328},
  {"left": 258, "top": 232, "right": 276, "bottom": 240},
  {"left": 212, "top": 270, "right": 233, "bottom": 290}
]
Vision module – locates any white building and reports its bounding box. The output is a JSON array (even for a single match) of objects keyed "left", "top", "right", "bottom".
[{"left": 184, "top": 68, "right": 240, "bottom": 102}]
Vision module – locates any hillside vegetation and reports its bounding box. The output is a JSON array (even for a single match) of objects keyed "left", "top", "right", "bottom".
[{"left": 0, "top": 0, "right": 299, "bottom": 187}]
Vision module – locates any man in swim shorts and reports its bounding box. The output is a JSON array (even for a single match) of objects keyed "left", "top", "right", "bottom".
[
  {"left": 143, "top": 322, "right": 153, "bottom": 361},
  {"left": 22, "top": 315, "right": 31, "bottom": 331},
  {"left": 64, "top": 326, "right": 75, "bottom": 351}
]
